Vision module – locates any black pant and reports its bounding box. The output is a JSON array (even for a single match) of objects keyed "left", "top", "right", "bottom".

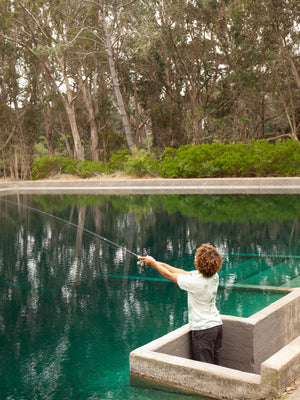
[{"left": 191, "top": 325, "right": 223, "bottom": 365}]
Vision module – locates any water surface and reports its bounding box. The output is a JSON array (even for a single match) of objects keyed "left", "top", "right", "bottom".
[{"left": 0, "top": 194, "right": 299, "bottom": 399}]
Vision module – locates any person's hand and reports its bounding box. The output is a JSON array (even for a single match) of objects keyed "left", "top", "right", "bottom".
[{"left": 138, "top": 255, "right": 156, "bottom": 267}]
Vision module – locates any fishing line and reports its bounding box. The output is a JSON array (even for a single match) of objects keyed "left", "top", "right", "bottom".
[
  {"left": 1, "top": 198, "right": 139, "bottom": 259},
  {"left": 3, "top": 198, "right": 298, "bottom": 270}
]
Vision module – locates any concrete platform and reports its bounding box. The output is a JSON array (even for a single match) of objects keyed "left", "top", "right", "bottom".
[
  {"left": 286, "top": 383, "right": 300, "bottom": 399},
  {"left": 130, "top": 288, "right": 300, "bottom": 400},
  {"left": 0, "top": 176, "right": 300, "bottom": 194}
]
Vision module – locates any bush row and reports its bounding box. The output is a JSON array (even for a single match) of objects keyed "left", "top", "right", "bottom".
[
  {"left": 160, "top": 140, "right": 300, "bottom": 178},
  {"left": 31, "top": 157, "right": 106, "bottom": 179},
  {"left": 31, "top": 139, "right": 300, "bottom": 180}
]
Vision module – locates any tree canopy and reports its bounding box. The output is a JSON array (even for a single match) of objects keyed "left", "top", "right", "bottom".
[{"left": 0, "top": 0, "right": 299, "bottom": 178}]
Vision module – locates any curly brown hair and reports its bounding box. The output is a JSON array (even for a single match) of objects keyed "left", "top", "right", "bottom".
[{"left": 194, "top": 244, "right": 222, "bottom": 278}]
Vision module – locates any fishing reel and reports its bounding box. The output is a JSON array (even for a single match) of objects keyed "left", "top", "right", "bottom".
[{"left": 137, "top": 260, "right": 147, "bottom": 269}]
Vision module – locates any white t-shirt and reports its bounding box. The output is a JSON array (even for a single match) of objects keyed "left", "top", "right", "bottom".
[{"left": 177, "top": 270, "right": 222, "bottom": 330}]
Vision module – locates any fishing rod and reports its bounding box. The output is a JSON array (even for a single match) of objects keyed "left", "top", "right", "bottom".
[
  {"left": 1, "top": 198, "right": 146, "bottom": 264},
  {"left": 3, "top": 198, "right": 297, "bottom": 267}
]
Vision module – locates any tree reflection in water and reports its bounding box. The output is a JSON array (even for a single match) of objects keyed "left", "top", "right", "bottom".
[{"left": 0, "top": 194, "right": 299, "bottom": 400}]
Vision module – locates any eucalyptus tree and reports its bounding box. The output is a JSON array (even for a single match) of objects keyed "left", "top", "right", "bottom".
[
  {"left": 157, "top": 0, "right": 229, "bottom": 144},
  {"left": 132, "top": 1, "right": 188, "bottom": 148},
  {"left": 118, "top": 0, "right": 252, "bottom": 146},
  {"left": 69, "top": 27, "right": 103, "bottom": 161},
  {"left": 0, "top": 4, "right": 42, "bottom": 179},
  {"left": 0, "top": 41, "right": 16, "bottom": 175},
  {"left": 0, "top": 1, "right": 21, "bottom": 177},
  {"left": 204, "top": 0, "right": 269, "bottom": 141},
  {"left": 212, "top": 0, "right": 300, "bottom": 142},
  {"left": 1, "top": 0, "right": 299, "bottom": 169},
  {"left": 87, "top": 0, "right": 136, "bottom": 154},
  {"left": 258, "top": 0, "right": 300, "bottom": 141},
  {"left": 0, "top": 0, "right": 92, "bottom": 159},
  {"left": 78, "top": 67, "right": 101, "bottom": 161},
  {"left": 94, "top": 0, "right": 189, "bottom": 149}
]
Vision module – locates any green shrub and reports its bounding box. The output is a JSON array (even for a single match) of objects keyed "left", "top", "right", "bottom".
[
  {"left": 31, "top": 140, "right": 300, "bottom": 180},
  {"left": 214, "top": 142, "right": 252, "bottom": 177},
  {"left": 159, "top": 147, "right": 180, "bottom": 178},
  {"left": 160, "top": 143, "right": 227, "bottom": 178},
  {"left": 106, "top": 149, "right": 130, "bottom": 173},
  {"left": 73, "top": 160, "right": 105, "bottom": 178},
  {"left": 61, "top": 158, "right": 80, "bottom": 175},
  {"left": 159, "top": 139, "right": 300, "bottom": 178},
  {"left": 31, "top": 157, "right": 64, "bottom": 180},
  {"left": 31, "top": 157, "right": 105, "bottom": 180},
  {"left": 125, "top": 149, "right": 160, "bottom": 177},
  {"left": 272, "top": 139, "right": 300, "bottom": 176}
]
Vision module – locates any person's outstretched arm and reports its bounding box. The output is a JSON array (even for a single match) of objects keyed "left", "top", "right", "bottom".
[
  {"left": 138, "top": 256, "right": 189, "bottom": 284},
  {"left": 159, "top": 262, "right": 190, "bottom": 274}
]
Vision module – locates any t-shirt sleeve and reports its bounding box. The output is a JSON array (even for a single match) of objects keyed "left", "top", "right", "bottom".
[{"left": 177, "top": 273, "right": 197, "bottom": 293}]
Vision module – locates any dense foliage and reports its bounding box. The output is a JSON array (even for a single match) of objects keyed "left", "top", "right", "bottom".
[
  {"left": 0, "top": 0, "right": 299, "bottom": 179},
  {"left": 159, "top": 140, "right": 300, "bottom": 178},
  {"left": 31, "top": 157, "right": 106, "bottom": 179},
  {"left": 31, "top": 140, "right": 300, "bottom": 179}
]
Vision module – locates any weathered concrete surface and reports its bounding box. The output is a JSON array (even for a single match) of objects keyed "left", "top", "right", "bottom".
[
  {"left": 261, "top": 336, "right": 300, "bottom": 398},
  {"left": 0, "top": 182, "right": 13, "bottom": 196},
  {"left": 286, "top": 382, "right": 300, "bottom": 400},
  {"left": 154, "top": 289, "right": 300, "bottom": 375},
  {"left": 130, "top": 289, "right": 300, "bottom": 400},
  {"left": 130, "top": 350, "right": 262, "bottom": 400},
  {"left": 221, "top": 316, "right": 255, "bottom": 373},
  {"left": 252, "top": 288, "right": 300, "bottom": 373},
  {"left": 1, "top": 176, "right": 300, "bottom": 194}
]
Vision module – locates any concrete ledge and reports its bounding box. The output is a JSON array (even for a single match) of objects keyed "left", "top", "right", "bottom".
[
  {"left": 0, "top": 183, "right": 14, "bottom": 196},
  {"left": 1, "top": 177, "right": 300, "bottom": 194},
  {"left": 261, "top": 336, "right": 300, "bottom": 398},
  {"left": 130, "top": 288, "right": 300, "bottom": 399},
  {"left": 130, "top": 349, "right": 262, "bottom": 400}
]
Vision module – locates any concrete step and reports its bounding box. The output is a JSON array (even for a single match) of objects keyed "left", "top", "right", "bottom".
[
  {"left": 282, "top": 274, "right": 300, "bottom": 288},
  {"left": 239, "top": 259, "right": 300, "bottom": 287},
  {"left": 219, "top": 258, "right": 277, "bottom": 285}
]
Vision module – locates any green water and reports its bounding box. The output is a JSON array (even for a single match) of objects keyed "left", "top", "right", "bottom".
[{"left": 0, "top": 194, "right": 299, "bottom": 400}]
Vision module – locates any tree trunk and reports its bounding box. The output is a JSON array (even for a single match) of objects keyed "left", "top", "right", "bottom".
[
  {"left": 55, "top": 55, "right": 85, "bottom": 160},
  {"left": 13, "top": 147, "right": 18, "bottom": 180},
  {"left": 65, "top": 102, "right": 85, "bottom": 159},
  {"left": 82, "top": 81, "right": 99, "bottom": 161},
  {"left": 261, "top": 93, "right": 265, "bottom": 139},
  {"left": 278, "top": 85, "right": 300, "bottom": 142},
  {"left": 100, "top": 5, "right": 135, "bottom": 154},
  {"left": 44, "top": 104, "right": 54, "bottom": 157},
  {"left": 190, "top": 95, "right": 201, "bottom": 145}
]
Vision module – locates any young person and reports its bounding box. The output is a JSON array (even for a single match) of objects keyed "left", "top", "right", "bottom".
[{"left": 138, "top": 243, "right": 223, "bottom": 365}]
